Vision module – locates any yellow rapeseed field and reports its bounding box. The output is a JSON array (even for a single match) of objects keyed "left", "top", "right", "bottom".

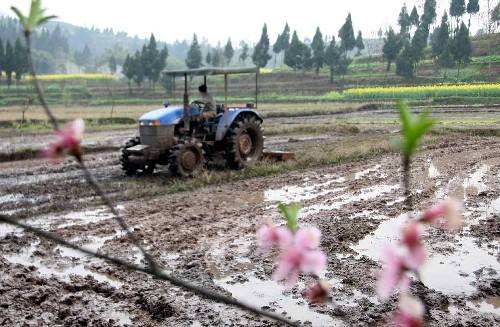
[
  {"left": 339, "top": 83, "right": 500, "bottom": 99},
  {"left": 25, "top": 73, "right": 116, "bottom": 82}
]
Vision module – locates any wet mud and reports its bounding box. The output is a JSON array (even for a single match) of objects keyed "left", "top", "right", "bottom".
[{"left": 0, "top": 133, "right": 499, "bottom": 326}]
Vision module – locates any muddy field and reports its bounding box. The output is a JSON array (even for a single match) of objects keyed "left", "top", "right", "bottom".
[{"left": 0, "top": 107, "right": 499, "bottom": 326}]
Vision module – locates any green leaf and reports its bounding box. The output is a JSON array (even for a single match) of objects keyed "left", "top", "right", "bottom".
[
  {"left": 397, "top": 101, "right": 435, "bottom": 158},
  {"left": 11, "top": 0, "right": 56, "bottom": 35},
  {"left": 278, "top": 202, "right": 301, "bottom": 232}
]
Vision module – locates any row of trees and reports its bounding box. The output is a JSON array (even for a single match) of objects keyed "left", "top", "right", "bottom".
[
  {"left": 121, "top": 34, "right": 168, "bottom": 90},
  {"left": 382, "top": 0, "right": 479, "bottom": 79},
  {"left": 183, "top": 15, "right": 364, "bottom": 83},
  {"left": 0, "top": 37, "right": 29, "bottom": 87},
  {"left": 185, "top": 34, "right": 250, "bottom": 69}
]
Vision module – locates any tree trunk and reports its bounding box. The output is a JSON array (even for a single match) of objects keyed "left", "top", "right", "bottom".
[{"left": 329, "top": 66, "right": 334, "bottom": 84}]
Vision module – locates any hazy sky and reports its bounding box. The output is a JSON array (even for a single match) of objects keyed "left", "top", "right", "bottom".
[{"left": 0, "top": 0, "right": 490, "bottom": 45}]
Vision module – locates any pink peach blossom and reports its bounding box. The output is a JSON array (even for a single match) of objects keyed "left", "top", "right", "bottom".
[
  {"left": 392, "top": 294, "right": 424, "bottom": 327},
  {"left": 42, "top": 119, "right": 85, "bottom": 160},
  {"left": 377, "top": 246, "right": 409, "bottom": 299},
  {"left": 420, "top": 198, "right": 463, "bottom": 232},
  {"left": 272, "top": 245, "right": 326, "bottom": 285},
  {"left": 257, "top": 224, "right": 293, "bottom": 253},
  {"left": 295, "top": 227, "right": 321, "bottom": 250},
  {"left": 401, "top": 222, "right": 426, "bottom": 270}
]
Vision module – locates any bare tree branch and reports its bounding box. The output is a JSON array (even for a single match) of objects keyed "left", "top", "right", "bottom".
[
  {"left": 11, "top": 28, "right": 299, "bottom": 327},
  {"left": 0, "top": 214, "right": 298, "bottom": 326}
]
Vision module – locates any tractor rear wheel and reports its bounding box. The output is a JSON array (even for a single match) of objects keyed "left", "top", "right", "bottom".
[
  {"left": 120, "top": 137, "right": 156, "bottom": 176},
  {"left": 169, "top": 142, "right": 204, "bottom": 177},
  {"left": 224, "top": 115, "right": 264, "bottom": 169}
]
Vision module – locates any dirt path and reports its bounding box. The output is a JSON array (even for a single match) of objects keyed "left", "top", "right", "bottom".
[{"left": 0, "top": 135, "right": 498, "bottom": 326}]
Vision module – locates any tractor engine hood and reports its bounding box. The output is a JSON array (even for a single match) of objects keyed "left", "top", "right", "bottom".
[{"left": 139, "top": 106, "right": 185, "bottom": 126}]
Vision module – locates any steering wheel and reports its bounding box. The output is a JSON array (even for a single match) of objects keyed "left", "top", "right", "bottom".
[{"left": 191, "top": 100, "right": 207, "bottom": 110}]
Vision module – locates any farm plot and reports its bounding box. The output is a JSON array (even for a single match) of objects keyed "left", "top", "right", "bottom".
[{"left": 0, "top": 130, "right": 498, "bottom": 326}]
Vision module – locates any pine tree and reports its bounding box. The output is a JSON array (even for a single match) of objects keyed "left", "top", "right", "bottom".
[
  {"left": 410, "top": 6, "right": 420, "bottom": 26},
  {"left": 144, "top": 34, "right": 160, "bottom": 86},
  {"left": 382, "top": 27, "right": 402, "bottom": 72},
  {"left": 108, "top": 55, "right": 117, "bottom": 74},
  {"left": 252, "top": 24, "right": 271, "bottom": 68},
  {"left": 431, "top": 13, "right": 451, "bottom": 59},
  {"left": 398, "top": 5, "right": 411, "bottom": 36},
  {"left": 13, "top": 38, "right": 28, "bottom": 83},
  {"left": 396, "top": 44, "right": 415, "bottom": 79},
  {"left": 152, "top": 46, "right": 168, "bottom": 89},
  {"left": 422, "top": 0, "right": 437, "bottom": 26},
  {"left": 338, "top": 13, "right": 356, "bottom": 53},
  {"left": 273, "top": 23, "right": 290, "bottom": 65},
  {"left": 186, "top": 34, "right": 202, "bottom": 69},
  {"left": 466, "top": 0, "right": 480, "bottom": 28},
  {"left": 4, "top": 41, "right": 14, "bottom": 87},
  {"left": 122, "top": 54, "right": 134, "bottom": 93},
  {"left": 324, "top": 37, "right": 341, "bottom": 83},
  {"left": 450, "top": 0, "right": 466, "bottom": 29},
  {"left": 205, "top": 51, "right": 212, "bottom": 66},
  {"left": 451, "top": 22, "right": 472, "bottom": 78},
  {"left": 311, "top": 27, "right": 325, "bottom": 74},
  {"left": 355, "top": 31, "right": 365, "bottom": 56},
  {"left": 284, "top": 31, "right": 311, "bottom": 70},
  {"left": 132, "top": 50, "right": 144, "bottom": 87},
  {"left": 76, "top": 45, "right": 92, "bottom": 72},
  {"left": 411, "top": 23, "right": 429, "bottom": 64},
  {"left": 239, "top": 42, "right": 249, "bottom": 63},
  {"left": 0, "top": 38, "right": 4, "bottom": 84},
  {"left": 224, "top": 38, "right": 234, "bottom": 66},
  {"left": 212, "top": 47, "right": 224, "bottom": 67}
]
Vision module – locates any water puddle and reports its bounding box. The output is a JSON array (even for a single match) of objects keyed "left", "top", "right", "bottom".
[
  {"left": 107, "top": 309, "right": 133, "bottom": 326},
  {"left": 352, "top": 195, "right": 500, "bottom": 296},
  {"left": 355, "top": 165, "right": 382, "bottom": 180},
  {"left": 351, "top": 213, "right": 408, "bottom": 260},
  {"left": 6, "top": 241, "right": 122, "bottom": 288},
  {"left": 467, "top": 297, "right": 500, "bottom": 315},
  {"left": 264, "top": 176, "right": 345, "bottom": 203},
  {"left": 215, "top": 275, "right": 342, "bottom": 327},
  {"left": 56, "top": 229, "right": 127, "bottom": 259},
  {"left": 463, "top": 165, "right": 489, "bottom": 196},
  {"left": 57, "top": 208, "right": 116, "bottom": 229},
  {"left": 0, "top": 193, "right": 25, "bottom": 205},
  {"left": 428, "top": 162, "right": 440, "bottom": 179},
  {"left": 0, "top": 206, "right": 121, "bottom": 239},
  {"left": 419, "top": 236, "right": 499, "bottom": 295},
  {"left": 303, "top": 184, "right": 399, "bottom": 217}
]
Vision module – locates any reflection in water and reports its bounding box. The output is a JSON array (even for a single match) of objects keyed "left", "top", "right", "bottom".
[
  {"left": 6, "top": 241, "right": 122, "bottom": 288},
  {"left": 215, "top": 275, "right": 342, "bottom": 327},
  {"left": 463, "top": 164, "right": 489, "bottom": 196}
]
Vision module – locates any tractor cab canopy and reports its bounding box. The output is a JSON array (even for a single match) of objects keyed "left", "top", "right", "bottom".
[{"left": 162, "top": 67, "right": 260, "bottom": 110}]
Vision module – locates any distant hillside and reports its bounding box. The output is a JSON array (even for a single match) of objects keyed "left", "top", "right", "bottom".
[{"left": 0, "top": 15, "right": 205, "bottom": 73}]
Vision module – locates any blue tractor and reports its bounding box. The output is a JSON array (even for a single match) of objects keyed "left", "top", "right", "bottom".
[{"left": 120, "top": 67, "right": 264, "bottom": 177}]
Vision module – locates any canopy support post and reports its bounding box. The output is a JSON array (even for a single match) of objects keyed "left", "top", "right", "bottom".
[
  {"left": 255, "top": 69, "right": 259, "bottom": 109},
  {"left": 183, "top": 73, "right": 190, "bottom": 132},
  {"left": 224, "top": 74, "right": 228, "bottom": 112}
]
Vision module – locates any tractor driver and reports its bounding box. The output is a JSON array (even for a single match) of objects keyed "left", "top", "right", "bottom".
[{"left": 197, "top": 84, "right": 217, "bottom": 119}]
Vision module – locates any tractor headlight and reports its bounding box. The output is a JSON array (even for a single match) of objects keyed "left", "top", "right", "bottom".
[{"left": 150, "top": 120, "right": 160, "bottom": 126}]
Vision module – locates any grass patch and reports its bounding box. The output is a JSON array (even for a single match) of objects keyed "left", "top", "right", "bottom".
[{"left": 127, "top": 135, "right": 395, "bottom": 199}]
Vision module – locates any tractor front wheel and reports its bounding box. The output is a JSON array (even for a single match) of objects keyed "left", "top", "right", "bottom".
[
  {"left": 120, "top": 137, "right": 156, "bottom": 176},
  {"left": 224, "top": 116, "right": 264, "bottom": 169},
  {"left": 169, "top": 143, "right": 204, "bottom": 177}
]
